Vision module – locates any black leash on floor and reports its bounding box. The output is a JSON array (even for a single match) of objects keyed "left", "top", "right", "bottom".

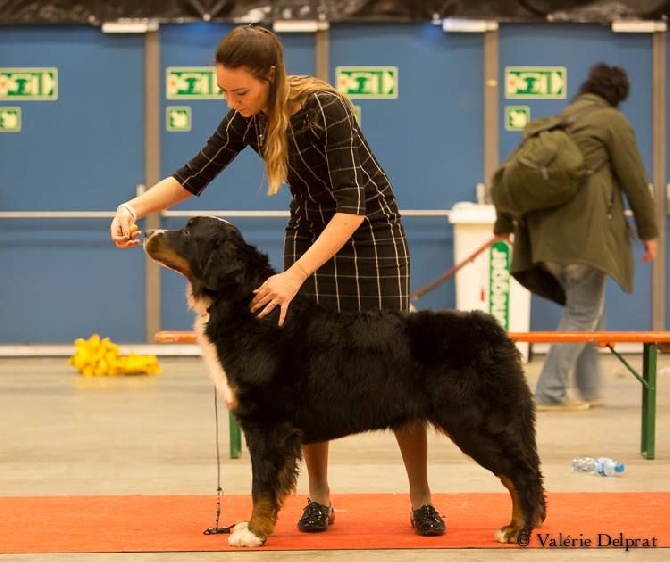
[{"left": 203, "top": 388, "right": 235, "bottom": 535}]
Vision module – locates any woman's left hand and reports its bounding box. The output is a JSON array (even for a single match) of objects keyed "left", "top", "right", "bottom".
[{"left": 250, "top": 266, "right": 308, "bottom": 326}]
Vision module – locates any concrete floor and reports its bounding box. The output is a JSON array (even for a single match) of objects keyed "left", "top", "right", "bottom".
[{"left": 1, "top": 353, "right": 669, "bottom": 561}]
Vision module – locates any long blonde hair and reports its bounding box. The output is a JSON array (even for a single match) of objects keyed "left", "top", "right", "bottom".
[{"left": 216, "top": 25, "right": 354, "bottom": 195}]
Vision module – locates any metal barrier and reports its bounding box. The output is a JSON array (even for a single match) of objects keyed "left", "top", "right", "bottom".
[{"left": 0, "top": 209, "right": 453, "bottom": 219}]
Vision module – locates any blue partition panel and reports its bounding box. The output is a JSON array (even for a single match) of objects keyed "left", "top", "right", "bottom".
[
  {"left": 0, "top": 26, "right": 146, "bottom": 343},
  {"left": 499, "top": 23, "right": 654, "bottom": 331},
  {"left": 0, "top": 23, "right": 660, "bottom": 342}
]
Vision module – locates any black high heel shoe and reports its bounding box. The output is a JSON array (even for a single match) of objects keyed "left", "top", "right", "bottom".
[
  {"left": 410, "top": 504, "right": 446, "bottom": 536},
  {"left": 297, "top": 499, "right": 335, "bottom": 533}
]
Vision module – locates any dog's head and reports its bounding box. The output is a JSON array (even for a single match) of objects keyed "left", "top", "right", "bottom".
[{"left": 144, "top": 216, "right": 272, "bottom": 299}]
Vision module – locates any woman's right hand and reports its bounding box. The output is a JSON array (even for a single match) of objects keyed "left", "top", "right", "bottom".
[{"left": 111, "top": 206, "right": 142, "bottom": 248}]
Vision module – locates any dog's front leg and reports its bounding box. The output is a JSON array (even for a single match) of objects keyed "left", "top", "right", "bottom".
[{"left": 228, "top": 424, "right": 301, "bottom": 547}]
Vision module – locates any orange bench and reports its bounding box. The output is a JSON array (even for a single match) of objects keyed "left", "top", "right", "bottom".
[
  {"left": 157, "top": 329, "right": 669, "bottom": 461},
  {"left": 509, "top": 331, "right": 670, "bottom": 460}
]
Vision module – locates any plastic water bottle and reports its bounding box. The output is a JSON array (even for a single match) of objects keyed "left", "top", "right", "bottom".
[{"left": 571, "top": 456, "right": 625, "bottom": 477}]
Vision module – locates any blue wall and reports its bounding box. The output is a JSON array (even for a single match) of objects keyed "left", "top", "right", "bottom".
[
  {"left": 0, "top": 23, "right": 664, "bottom": 342},
  {"left": 0, "top": 26, "right": 146, "bottom": 343}
]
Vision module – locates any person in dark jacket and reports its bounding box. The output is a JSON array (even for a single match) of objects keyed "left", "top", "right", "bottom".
[{"left": 494, "top": 63, "right": 659, "bottom": 411}]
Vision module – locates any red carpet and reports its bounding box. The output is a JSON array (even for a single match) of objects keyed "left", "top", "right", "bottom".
[{"left": 0, "top": 493, "right": 667, "bottom": 552}]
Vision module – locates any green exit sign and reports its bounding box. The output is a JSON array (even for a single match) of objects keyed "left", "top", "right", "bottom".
[
  {"left": 505, "top": 106, "right": 531, "bottom": 131},
  {"left": 505, "top": 67, "right": 567, "bottom": 99},
  {"left": 0, "top": 107, "right": 21, "bottom": 132},
  {"left": 166, "top": 106, "right": 192, "bottom": 132},
  {"left": 166, "top": 67, "right": 219, "bottom": 100},
  {"left": 0, "top": 68, "right": 58, "bottom": 100},
  {"left": 335, "top": 66, "right": 398, "bottom": 99}
]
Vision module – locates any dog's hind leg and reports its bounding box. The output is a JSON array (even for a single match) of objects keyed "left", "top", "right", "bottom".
[
  {"left": 494, "top": 471, "right": 546, "bottom": 544},
  {"left": 228, "top": 423, "right": 302, "bottom": 547},
  {"left": 493, "top": 405, "right": 546, "bottom": 543},
  {"left": 436, "top": 416, "right": 545, "bottom": 544}
]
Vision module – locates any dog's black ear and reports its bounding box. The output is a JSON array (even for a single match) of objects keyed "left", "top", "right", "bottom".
[{"left": 201, "top": 241, "right": 245, "bottom": 291}]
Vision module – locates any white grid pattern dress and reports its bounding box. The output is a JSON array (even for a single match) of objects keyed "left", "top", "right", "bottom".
[{"left": 173, "top": 89, "right": 410, "bottom": 313}]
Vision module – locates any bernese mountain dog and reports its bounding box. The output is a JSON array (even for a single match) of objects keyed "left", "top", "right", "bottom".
[{"left": 144, "top": 216, "right": 545, "bottom": 547}]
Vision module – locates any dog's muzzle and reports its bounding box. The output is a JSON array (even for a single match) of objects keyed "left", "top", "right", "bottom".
[{"left": 144, "top": 229, "right": 165, "bottom": 240}]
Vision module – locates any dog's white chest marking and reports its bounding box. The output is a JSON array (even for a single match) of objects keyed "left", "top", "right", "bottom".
[
  {"left": 227, "top": 522, "right": 265, "bottom": 547},
  {"left": 194, "top": 314, "right": 235, "bottom": 407},
  {"left": 189, "top": 288, "right": 235, "bottom": 408}
]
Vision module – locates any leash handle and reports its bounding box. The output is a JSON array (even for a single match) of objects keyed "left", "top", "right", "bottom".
[{"left": 204, "top": 525, "right": 234, "bottom": 535}]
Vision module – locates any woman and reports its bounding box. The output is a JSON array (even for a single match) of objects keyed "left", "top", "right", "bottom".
[{"left": 111, "top": 24, "right": 444, "bottom": 536}]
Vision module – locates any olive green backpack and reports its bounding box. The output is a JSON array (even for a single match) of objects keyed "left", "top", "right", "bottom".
[{"left": 492, "top": 105, "right": 605, "bottom": 218}]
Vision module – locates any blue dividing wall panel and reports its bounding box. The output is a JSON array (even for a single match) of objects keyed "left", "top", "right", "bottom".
[
  {"left": 158, "top": 24, "right": 314, "bottom": 329},
  {"left": 0, "top": 23, "right": 662, "bottom": 342},
  {"left": 329, "top": 23, "right": 485, "bottom": 311},
  {"left": 0, "top": 26, "right": 146, "bottom": 343},
  {"left": 499, "top": 24, "right": 655, "bottom": 331}
]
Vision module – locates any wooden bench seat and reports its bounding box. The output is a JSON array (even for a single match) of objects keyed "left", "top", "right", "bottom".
[{"left": 508, "top": 331, "right": 670, "bottom": 460}]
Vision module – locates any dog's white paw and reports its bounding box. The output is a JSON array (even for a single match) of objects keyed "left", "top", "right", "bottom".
[
  {"left": 494, "top": 525, "right": 524, "bottom": 544},
  {"left": 227, "top": 521, "right": 265, "bottom": 547},
  {"left": 494, "top": 527, "right": 508, "bottom": 543}
]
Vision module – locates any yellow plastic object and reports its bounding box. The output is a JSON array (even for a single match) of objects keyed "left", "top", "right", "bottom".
[{"left": 69, "top": 334, "right": 161, "bottom": 377}]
